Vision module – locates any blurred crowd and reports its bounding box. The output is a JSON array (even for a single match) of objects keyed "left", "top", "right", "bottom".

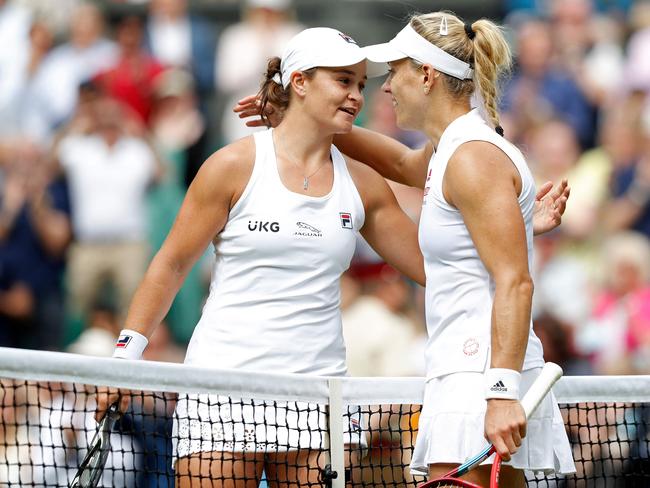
[{"left": 1, "top": 0, "right": 650, "bottom": 380}]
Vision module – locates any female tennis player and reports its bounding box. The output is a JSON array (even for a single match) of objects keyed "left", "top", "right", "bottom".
[
  {"left": 337, "top": 13, "right": 576, "bottom": 487},
  {"left": 95, "top": 27, "right": 426, "bottom": 487},
  {"left": 236, "top": 12, "right": 575, "bottom": 488}
]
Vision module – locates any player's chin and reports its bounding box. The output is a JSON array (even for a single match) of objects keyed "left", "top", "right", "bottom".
[{"left": 332, "top": 118, "right": 355, "bottom": 134}]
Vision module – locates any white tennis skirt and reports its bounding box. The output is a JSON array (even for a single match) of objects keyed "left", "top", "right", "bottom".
[
  {"left": 410, "top": 368, "right": 576, "bottom": 477},
  {"left": 173, "top": 393, "right": 366, "bottom": 459}
]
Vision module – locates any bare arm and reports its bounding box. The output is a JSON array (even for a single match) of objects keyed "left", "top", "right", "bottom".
[
  {"left": 445, "top": 141, "right": 533, "bottom": 461},
  {"left": 123, "top": 140, "right": 254, "bottom": 338},
  {"left": 96, "top": 139, "right": 254, "bottom": 420},
  {"left": 334, "top": 127, "right": 432, "bottom": 189},
  {"left": 348, "top": 159, "right": 425, "bottom": 286}
]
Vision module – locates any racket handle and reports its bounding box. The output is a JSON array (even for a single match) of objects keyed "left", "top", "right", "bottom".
[{"left": 520, "top": 362, "right": 563, "bottom": 419}]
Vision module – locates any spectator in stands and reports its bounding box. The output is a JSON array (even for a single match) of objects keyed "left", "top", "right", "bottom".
[
  {"left": 55, "top": 97, "right": 161, "bottom": 323},
  {"left": 577, "top": 232, "right": 650, "bottom": 374},
  {"left": 0, "top": 140, "right": 71, "bottom": 350},
  {"left": 145, "top": 0, "right": 215, "bottom": 185},
  {"left": 28, "top": 2, "right": 117, "bottom": 141},
  {"left": 216, "top": 0, "right": 302, "bottom": 144},
  {"left": 601, "top": 127, "right": 650, "bottom": 236},
  {"left": 343, "top": 262, "right": 425, "bottom": 377},
  {"left": 549, "top": 0, "right": 625, "bottom": 109},
  {"left": 500, "top": 17, "right": 596, "bottom": 148},
  {"left": 94, "top": 14, "right": 165, "bottom": 126},
  {"left": 67, "top": 299, "right": 120, "bottom": 357},
  {"left": 0, "top": 254, "right": 34, "bottom": 348},
  {"left": 0, "top": 18, "right": 54, "bottom": 139},
  {"left": 145, "top": 0, "right": 215, "bottom": 97}
]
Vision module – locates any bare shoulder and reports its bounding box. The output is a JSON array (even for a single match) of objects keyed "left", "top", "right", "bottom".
[
  {"left": 192, "top": 136, "right": 256, "bottom": 206},
  {"left": 445, "top": 141, "right": 519, "bottom": 206},
  {"left": 448, "top": 141, "right": 517, "bottom": 185},
  {"left": 344, "top": 156, "right": 392, "bottom": 208},
  {"left": 199, "top": 136, "right": 255, "bottom": 179}
]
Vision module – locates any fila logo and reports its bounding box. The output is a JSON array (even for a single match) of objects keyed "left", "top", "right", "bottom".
[
  {"left": 340, "top": 212, "right": 353, "bottom": 229},
  {"left": 490, "top": 380, "right": 507, "bottom": 392},
  {"left": 115, "top": 335, "right": 132, "bottom": 348},
  {"left": 338, "top": 32, "right": 357, "bottom": 45},
  {"left": 248, "top": 221, "right": 280, "bottom": 232}
]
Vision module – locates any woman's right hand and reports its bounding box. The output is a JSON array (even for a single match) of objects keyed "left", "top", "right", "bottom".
[
  {"left": 95, "top": 386, "right": 131, "bottom": 422},
  {"left": 233, "top": 94, "right": 284, "bottom": 128}
]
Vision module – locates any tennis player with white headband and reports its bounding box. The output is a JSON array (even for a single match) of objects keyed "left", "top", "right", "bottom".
[
  {"left": 338, "top": 12, "right": 576, "bottom": 486},
  {"left": 97, "top": 26, "right": 430, "bottom": 487},
  {"left": 236, "top": 11, "right": 575, "bottom": 487}
]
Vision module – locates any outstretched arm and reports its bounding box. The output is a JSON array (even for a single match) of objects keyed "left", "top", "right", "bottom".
[
  {"left": 333, "top": 127, "right": 432, "bottom": 189},
  {"left": 234, "top": 94, "right": 432, "bottom": 188},
  {"left": 96, "top": 139, "right": 254, "bottom": 420}
]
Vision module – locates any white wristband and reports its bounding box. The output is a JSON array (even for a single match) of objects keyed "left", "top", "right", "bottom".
[
  {"left": 485, "top": 368, "right": 521, "bottom": 400},
  {"left": 112, "top": 329, "right": 148, "bottom": 360}
]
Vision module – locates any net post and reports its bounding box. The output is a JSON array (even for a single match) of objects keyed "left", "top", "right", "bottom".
[{"left": 328, "top": 377, "right": 345, "bottom": 488}]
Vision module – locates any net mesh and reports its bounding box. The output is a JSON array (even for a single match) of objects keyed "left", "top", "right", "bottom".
[{"left": 1, "top": 347, "right": 650, "bottom": 487}]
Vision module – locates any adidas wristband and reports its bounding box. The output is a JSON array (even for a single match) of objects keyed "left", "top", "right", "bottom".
[
  {"left": 485, "top": 368, "right": 521, "bottom": 400},
  {"left": 112, "top": 329, "right": 148, "bottom": 360}
]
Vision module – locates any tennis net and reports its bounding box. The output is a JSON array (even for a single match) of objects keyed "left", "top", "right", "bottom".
[{"left": 1, "top": 347, "right": 649, "bottom": 487}]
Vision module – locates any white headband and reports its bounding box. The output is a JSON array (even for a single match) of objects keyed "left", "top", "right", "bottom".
[{"left": 364, "top": 24, "right": 474, "bottom": 80}]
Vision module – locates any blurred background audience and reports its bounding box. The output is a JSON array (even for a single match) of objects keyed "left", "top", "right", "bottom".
[{"left": 1, "top": 0, "right": 650, "bottom": 380}]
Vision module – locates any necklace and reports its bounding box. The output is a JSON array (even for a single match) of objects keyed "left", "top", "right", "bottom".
[
  {"left": 280, "top": 149, "right": 329, "bottom": 190},
  {"left": 273, "top": 133, "right": 330, "bottom": 191},
  {"left": 299, "top": 161, "right": 328, "bottom": 190}
]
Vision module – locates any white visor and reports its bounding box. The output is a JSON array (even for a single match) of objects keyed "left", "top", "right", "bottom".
[
  {"left": 363, "top": 24, "right": 474, "bottom": 80},
  {"left": 277, "top": 27, "right": 387, "bottom": 88}
]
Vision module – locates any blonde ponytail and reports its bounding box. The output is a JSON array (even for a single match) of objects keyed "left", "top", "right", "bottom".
[{"left": 470, "top": 19, "right": 512, "bottom": 133}]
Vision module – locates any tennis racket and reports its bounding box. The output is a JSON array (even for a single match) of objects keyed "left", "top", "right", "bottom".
[
  {"left": 419, "top": 362, "right": 564, "bottom": 488},
  {"left": 69, "top": 403, "right": 121, "bottom": 488}
]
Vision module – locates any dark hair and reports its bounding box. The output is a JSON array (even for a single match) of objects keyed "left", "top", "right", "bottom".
[
  {"left": 257, "top": 57, "right": 318, "bottom": 127},
  {"left": 258, "top": 57, "right": 290, "bottom": 128}
]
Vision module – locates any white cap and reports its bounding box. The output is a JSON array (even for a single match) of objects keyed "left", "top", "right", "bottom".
[
  {"left": 276, "top": 27, "right": 387, "bottom": 88},
  {"left": 363, "top": 24, "right": 474, "bottom": 80}
]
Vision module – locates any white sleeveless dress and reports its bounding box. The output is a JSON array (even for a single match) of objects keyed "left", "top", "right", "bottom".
[
  {"left": 411, "top": 110, "right": 575, "bottom": 476},
  {"left": 173, "top": 129, "right": 367, "bottom": 457}
]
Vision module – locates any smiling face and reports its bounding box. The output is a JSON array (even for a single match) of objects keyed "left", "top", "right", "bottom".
[
  {"left": 381, "top": 58, "right": 425, "bottom": 131},
  {"left": 298, "top": 61, "right": 367, "bottom": 134}
]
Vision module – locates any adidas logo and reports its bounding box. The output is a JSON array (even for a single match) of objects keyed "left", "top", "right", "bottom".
[{"left": 490, "top": 380, "right": 508, "bottom": 392}]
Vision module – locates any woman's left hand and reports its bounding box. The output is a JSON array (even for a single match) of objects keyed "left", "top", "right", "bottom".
[{"left": 532, "top": 179, "right": 570, "bottom": 236}]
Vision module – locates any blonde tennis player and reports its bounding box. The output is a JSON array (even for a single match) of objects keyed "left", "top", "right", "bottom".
[
  {"left": 336, "top": 13, "right": 575, "bottom": 487},
  {"left": 236, "top": 12, "right": 575, "bottom": 488}
]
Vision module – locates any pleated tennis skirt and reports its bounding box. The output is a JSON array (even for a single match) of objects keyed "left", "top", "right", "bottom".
[
  {"left": 410, "top": 368, "right": 576, "bottom": 477},
  {"left": 172, "top": 393, "right": 366, "bottom": 460}
]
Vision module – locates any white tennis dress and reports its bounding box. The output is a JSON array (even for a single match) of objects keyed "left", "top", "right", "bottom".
[
  {"left": 411, "top": 110, "right": 575, "bottom": 475},
  {"left": 173, "top": 129, "right": 366, "bottom": 458}
]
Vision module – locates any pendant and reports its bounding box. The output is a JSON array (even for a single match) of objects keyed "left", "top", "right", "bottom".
[{"left": 303, "top": 177, "right": 309, "bottom": 190}]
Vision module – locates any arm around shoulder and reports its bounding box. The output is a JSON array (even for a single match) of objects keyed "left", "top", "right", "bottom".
[{"left": 334, "top": 126, "right": 432, "bottom": 189}]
